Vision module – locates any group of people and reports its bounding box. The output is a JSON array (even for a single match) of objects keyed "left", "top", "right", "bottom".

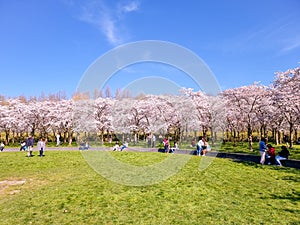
[
  {"left": 147, "top": 134, "right": 156, "bottom": 148},
  {"left": 113, "top": 141, "right": 128, "bottom": 151},
  {"left": 79, "top": 142, "right": 90, "bottom": 150},
  {"left": 163, "top": 137, "right": 179, "bottom": 153},
  {"left": 20, "top": 136, "right": 46, "bottom": 157},
  {"left": 196, "top": 136, "right": 210, "bottom": 156},
  {"left": 259, "top": 137, "right": 290, "bottom": 166}
]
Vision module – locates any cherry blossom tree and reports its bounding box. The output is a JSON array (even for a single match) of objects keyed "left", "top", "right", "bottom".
[
  {"left": 222, "top": 83, "right": 268, "bottom": 149},
  {"left": 0, "top": 99, "right": 13, "bottom": 144},
  {"left": 1, "top": 64, "right": 300, "bottom": 149},
  {"left": 6, "top": 99, "right": 28, "bottom": 143},
  {"left": 94, "top": 97, "right": 114, "bottom": 144},
  {"left": 112, "top": 96, "right": 161, "bottom": 144},
  {"left": 181, "top": 88, "right": 225, "bottom": 146},
  {"left": 181, "top": 88, "right": 207, "bottom": 136},
  {"left": 271, "top": 66, "right": 300, "bottom": 148}
]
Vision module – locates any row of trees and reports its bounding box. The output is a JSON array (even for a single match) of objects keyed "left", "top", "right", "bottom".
[{"left": 0, "top": 65, "right": 299, "bottom": 149}]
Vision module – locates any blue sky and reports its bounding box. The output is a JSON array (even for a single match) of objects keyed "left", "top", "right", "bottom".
[{"left": 0, "top": 0, "right": 299, "bottom": 98}]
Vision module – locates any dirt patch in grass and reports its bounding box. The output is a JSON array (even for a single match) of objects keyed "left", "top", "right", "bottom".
[{"left": 0, "top": 180, "right": 26, "bottom": 195}]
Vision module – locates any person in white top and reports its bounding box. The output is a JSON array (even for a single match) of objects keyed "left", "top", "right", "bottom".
[
  {"left": 197, "top": 136, "right": 208, "bottom": 156},
  {"left": 0, "top": 142, "right": 4, "bottom": 151},
  {"left": 196, "top": 136, "right": 204, "bottom": 156},
  {"left": 37, "top": 138, "right": 46, "bottom": 157}
]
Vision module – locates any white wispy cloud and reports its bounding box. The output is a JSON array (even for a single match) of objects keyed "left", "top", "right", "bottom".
[
  {"left": 75, "top": 0, "right": 140, "bottom": 46},
  {"left": 221, "top": 16, "right": 300, "bottom": 56},
  {"left": 122, "top": 1, "right": 139, "bottom": 13},
  {"left": 280, "top": 38, "right": 300, "bottom": 53}
]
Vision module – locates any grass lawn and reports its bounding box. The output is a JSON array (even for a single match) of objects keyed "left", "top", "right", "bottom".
[{"left": 0, "top": 150, "right": 299, "bottom": 224}]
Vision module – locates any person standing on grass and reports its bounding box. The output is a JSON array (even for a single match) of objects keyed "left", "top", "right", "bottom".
[
  {"left": 259, "top": 137, "right": 267, "bottom": 165},
  {"left": 147, "top": 134, "right": 152, "bottom": 148},
  {"left": 152, "top": 134, "right": 156, "bottom": 148},
  {"left": 26, "top": 135, "right": 34, "bottom": 157},
  {"left": 163, "top": 137, "right": 169, "bottom": 153},
  {"left": 201, "top": 137, "right": 208, "bottom": 156},
  {"left": 37, "top": 138, "right": 46, "bottom": 157},
  {"left": 56, "top": 134, "right": 60, "bottom": 146},
  {"left": 196, "top": 136, "right": 204, "bottom": 156}
]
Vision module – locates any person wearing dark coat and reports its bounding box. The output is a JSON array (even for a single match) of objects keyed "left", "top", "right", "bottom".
[{"left": 275, "top": 145, "right": 290, "bottom": 166}]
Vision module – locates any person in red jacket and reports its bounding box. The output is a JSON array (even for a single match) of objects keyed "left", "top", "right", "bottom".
[{"left": 266, "top": 144, "right": 276, "bottom": 165}]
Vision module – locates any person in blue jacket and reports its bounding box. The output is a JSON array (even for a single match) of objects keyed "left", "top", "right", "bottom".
[{"left": 259, "top": 137, "right": 267, "bottom": 164}]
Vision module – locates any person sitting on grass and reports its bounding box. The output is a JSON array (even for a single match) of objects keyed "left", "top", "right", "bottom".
[
  {"left": 120, "top": 142, "right": 128, "bottom": 151},
  {"left": 20, "top": 141, "right": 27, "bottom": 151},
  {"left": 113, "top": 141, "right": 120, "bottom": 151},
  {"left": 79, "top": 142, "right": 90, "bottom": 150},
  {"left": 170, "top": 141, "right": 179, "bottom": 153},
  {"left": 275, "top": 145, "right": 290, "bottom": 166},
  {"left": 84, "top": 142, "right": 90, "bottom": 150},
  {"left": 266, "top": 144, "right": 276, "bottom": 165},
  {"left": 0, "top": 142, "right": 4, "bottom": 151}
]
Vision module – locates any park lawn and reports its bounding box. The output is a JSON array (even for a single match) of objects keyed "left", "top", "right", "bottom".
[{"left": 0, "top": 151, "right": 299, "bottom": 225}]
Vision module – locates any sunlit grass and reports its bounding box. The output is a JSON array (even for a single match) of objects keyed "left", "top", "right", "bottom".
[{"left": 0, "top": 151, "right": 299, "bottom": 224}]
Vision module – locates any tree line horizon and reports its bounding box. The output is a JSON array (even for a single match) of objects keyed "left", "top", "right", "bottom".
[{"left": 0, "top": 65, "right": 299, "bottom": 149}]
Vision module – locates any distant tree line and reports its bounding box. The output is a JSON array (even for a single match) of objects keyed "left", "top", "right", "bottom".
[{"left": 0, "top": 65, "right": 299, "bottom": 149}]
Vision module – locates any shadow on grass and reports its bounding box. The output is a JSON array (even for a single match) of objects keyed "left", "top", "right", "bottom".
[
  {"left": 264, "top": 191, "right": 300, "bottom": 205},
  {"left": 264, "top": 163, "right": 300, "bottom": 175},
  {"left": 280, "top": 175, "right": 300, "bottom": 183},
  {"left": 23, "top": 155, "right": 46, "bottom": 158},
  {"left": 229, "top": 159, "right": 260, "bottom": 168}
]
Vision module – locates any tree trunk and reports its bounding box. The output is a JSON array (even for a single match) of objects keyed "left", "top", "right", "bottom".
[
  {"left": 5, "top": 130, "right": 9, "bottom": 145},
  {"left": 202, "top": 125, "right": 207, "bottom": 137},
  {"left": 248, "top": 135, "right": 253, "bottom": 151},
  {"left": 12, "top": 131, "right": 15, "bottom": 144},
  {"left": 31, "top": 127, "right": 35, "bottom": 137},
  {"left": 100, "top": 130, "right": 104, "bottom": 145},
  {"left": 247, "top": 124, "right": 252, "bottom": 139},
  {"left": 233, "top": 130, "right": 236, "bottom": 147},
  {"left": 210, "top": 128, "right": 214, "bottom": 146},
  {"left": 263, "top": 125, "right": 267, "bottom": 138},
  {"left": 214, "top": 131, "right": 217, "bottom": 145},
  {"left": 68, "top": 130, "right": 73, "bottom": 146},
  {"left": 134, "top": 133, "right": 137, "bottom": 145},
  {"left": 289, "top": 123, "right": 293, "bottom": 148},
  {"left": 275, "top": 129, "right": 279, "bottom": 145},
  {"left": 225, "top": 129, "right": 229, "bottom": 142}
]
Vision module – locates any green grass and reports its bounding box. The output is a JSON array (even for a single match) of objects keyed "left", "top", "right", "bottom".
[{"left": 0, "top": 151, "right": 299, "bottom": 224}]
